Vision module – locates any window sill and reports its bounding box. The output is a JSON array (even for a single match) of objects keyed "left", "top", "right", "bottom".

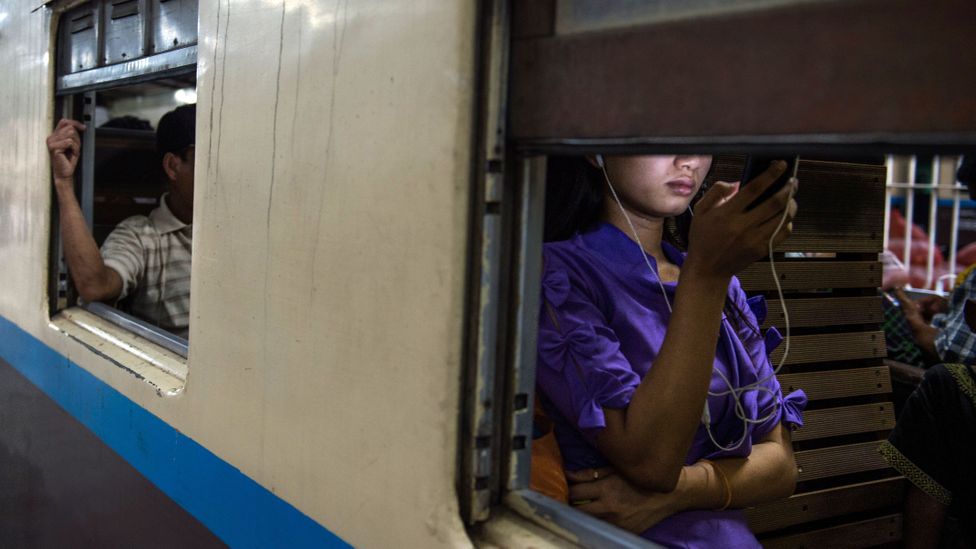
[{"left": 50, "top": 307, "right": 187, "bottom": 396}]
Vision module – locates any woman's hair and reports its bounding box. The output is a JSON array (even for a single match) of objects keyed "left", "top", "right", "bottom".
[
  {"left": 544, "top": 155, "right": 762, "bottom": 339},
  {"left": 543, "top": 155, "right": 696, "bottom": 248}
]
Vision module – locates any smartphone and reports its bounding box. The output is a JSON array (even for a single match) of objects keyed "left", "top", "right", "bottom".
[{"left": 741, "top": 155, "right": 799, "bottom": 210}]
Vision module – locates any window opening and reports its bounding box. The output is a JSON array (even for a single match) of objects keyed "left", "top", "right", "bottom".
[
  {"left": 50, "top": 0, "right": 197, "bottom": 361},
  {"left": 883, "top": 155, "right": 976, "bottom": 293}
]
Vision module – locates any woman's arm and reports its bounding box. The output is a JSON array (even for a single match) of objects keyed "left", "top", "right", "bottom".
[
  {"left": 596, "top": 168, "right": 798, "bottom": 491},
  {"left": 569, "top": 422, "right": 797, "bottom": 533},
  {"left": 681, "top": 423, "right": 798, "bottom": 510}
]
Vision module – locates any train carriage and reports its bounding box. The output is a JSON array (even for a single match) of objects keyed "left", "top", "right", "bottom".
[{"left": 0, "top": 0, "right": 974, "bottom": 547}]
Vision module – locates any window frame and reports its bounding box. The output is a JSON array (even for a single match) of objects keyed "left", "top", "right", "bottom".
[{"left": 49, "top": 0, "right": 197, "bottom": 362}]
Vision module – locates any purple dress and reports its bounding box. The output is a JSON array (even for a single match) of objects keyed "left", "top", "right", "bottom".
[{"left": 537, "top": 223, "right": 806, "bottom": 548}]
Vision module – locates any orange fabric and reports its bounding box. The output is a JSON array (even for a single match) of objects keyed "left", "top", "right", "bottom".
[{"left": 529, "top": 398, "right": 570, "bottom": 503}]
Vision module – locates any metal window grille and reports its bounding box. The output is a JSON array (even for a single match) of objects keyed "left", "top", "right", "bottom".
[{"left": 884, "top": 155, "right": 973, "bottom": 293}]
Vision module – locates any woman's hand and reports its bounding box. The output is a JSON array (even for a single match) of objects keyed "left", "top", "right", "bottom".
[
  {"left": 686, "top": 161, "right": 798, "bottom": 280},
  {"left": 567, "top": 467, "right": 683, "bottom": 534}
]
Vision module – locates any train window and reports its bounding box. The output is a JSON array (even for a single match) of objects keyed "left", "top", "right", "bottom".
[
  {"left": 47, "top": 0, "right": 197, "bottom": 393},
  {"left": 463, "top": 1, "right": 974, "bottom": 547}
]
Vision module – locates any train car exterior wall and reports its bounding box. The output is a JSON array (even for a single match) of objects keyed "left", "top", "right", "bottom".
[{"left": 0, "top": 1, "right": 478, "bottom": 546}]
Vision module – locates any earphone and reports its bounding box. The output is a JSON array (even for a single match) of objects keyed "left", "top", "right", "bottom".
[{"left": 596, "top": 155, "right": 793, "bottom": 452}]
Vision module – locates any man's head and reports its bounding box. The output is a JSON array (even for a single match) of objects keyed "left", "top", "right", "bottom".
[{"left": 157, "top": 104, "right": 195, "bottom": 222}]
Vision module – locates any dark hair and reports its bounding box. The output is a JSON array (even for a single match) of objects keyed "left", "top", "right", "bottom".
[
  {"left": 543, "top": 155, "right": 762, "bottom": 339},
  {"left": 543, "top": 155, "right": 696, "bottom": 249},
  {"left": 156, "top": 104, "right": 196, "bottom": 159}
]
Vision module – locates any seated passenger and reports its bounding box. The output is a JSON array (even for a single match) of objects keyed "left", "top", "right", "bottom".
[
  {"left": 896, "top": 157, "right": 976, "bottom": 365},
  {"left": 880, "top": 362, "right": 976, "bottom": 548},
  {"left": 535, "top": 155, "right": 805, "bottom": 546},
  {"left": 46, "top": 105, "right": 196, "bottom": 336}
]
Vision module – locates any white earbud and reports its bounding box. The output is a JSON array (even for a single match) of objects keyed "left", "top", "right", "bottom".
[{"left": 595, "top": 154, "right": 605, "bottom": 169}]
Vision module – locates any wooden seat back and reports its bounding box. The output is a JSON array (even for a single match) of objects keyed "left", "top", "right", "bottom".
[{"left": 707, "top": 158, "right": 905, "bottom": 546}]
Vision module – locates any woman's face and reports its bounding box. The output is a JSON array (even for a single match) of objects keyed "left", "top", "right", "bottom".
[{"left": 602, "top": 155, "right": 713, "bottom": 218}]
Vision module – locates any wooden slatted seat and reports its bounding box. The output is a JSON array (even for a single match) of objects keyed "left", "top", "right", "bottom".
[
  {"left": 711, "top": 157, "right": 903, "bottom": 546},
  {"left": 748, "top": 478, "right": 904, "bottom": 534},
  {"left": 762, "top": 514, "right": 902, "bottom": 549},
  {"left": 793, "top": 403, "right": 896, "bottom": 442},
  {"left": 778, "top": 366, "right": 892, "bottom": 401},
  {"left": 768, "top": 331, "right": 886, "bottom": 365},
  {"left": 794, "top": 441, "right": 890, "bottom": 482},
  {"left": 761, "top": 296, "right": 883, "bottom": 329}
]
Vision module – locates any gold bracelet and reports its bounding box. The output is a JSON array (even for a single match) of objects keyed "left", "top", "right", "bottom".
[{"left": 699, "top": 459, "right": 733, "bottom": 511}]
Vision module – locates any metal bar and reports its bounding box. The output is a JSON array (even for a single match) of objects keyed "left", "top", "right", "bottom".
[
  {"left": 505, "top": 490, "right": 661, "bottom": 549},
  {"left": 506, "top": 157, "right": 546, "bottom": 492},
  {"left": 883, "top": 155, "right": 894, "bottom": 251},
  {"left": 903, "top": 156, "right": 916, "bottom": 285},
  {"left": 949, "top": 156, "right": 963, "bottom": 287},
  {"left": 57, "top": 45, "right": 197, "bottom": 95},
  {"left": 461, "top": 0, "right": 510, "bottom": 524},
  {"left": 80, "top": 91, "right": 96, "bottom": 230},
  {"left": 925, "top": 156, "right": 940, "bottom": 289},
  {"left": 514, "top": 134, "right": 976, "bottom": 157},
  {"left": 80, "top": 302, "right": 189, "bottom": 358}
]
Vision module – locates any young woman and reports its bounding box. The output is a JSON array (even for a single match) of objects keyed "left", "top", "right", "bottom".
[{"left": 536, "top": 155, "right": 806, "bottom": 547}]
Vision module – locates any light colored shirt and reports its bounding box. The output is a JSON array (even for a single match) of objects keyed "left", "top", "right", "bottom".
[
  {"left": 536, "top": 222, "right": 805, "bottom": 548},
  {"left": 100, "top": 194, "right": 191, "bottom": 336}
]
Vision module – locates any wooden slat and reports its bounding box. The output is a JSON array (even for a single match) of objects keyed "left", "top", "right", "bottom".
[
  {"left": 761, "top": 296, "right": 882, "bottom": 330},
  {"left": 779, "top": 366, "right": 891, "bottom": 401},
  {"left": 747, "top": 477, "right": 905, "bottom": 534},
  {"left": 779, "top": 161, "right": 885, "bottom": 254},
  {"left": 739, "top": 261, "right": 881, "bottom": 292},
  {"left": 769, "top": 331, "right": 885, "bottom": 365},
  {"left": 761, "top": 514, "right": 902, "bottom": 549},
  {"left": 708, "top": 159, "right": 886, "bottom": 253},
  {"left": 795, "top": 441, "right": 889, "bottom": 482},
  {"left": 793, "top": 402, "right": 896, "bottom": 442}
]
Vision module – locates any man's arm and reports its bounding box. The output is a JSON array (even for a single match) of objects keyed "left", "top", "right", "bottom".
[{"left": 47, "top": 119, "right": 123, "bottom": 303}]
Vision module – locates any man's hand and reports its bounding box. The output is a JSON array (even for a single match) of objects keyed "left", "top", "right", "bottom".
[
  {"left": 916, "top": 294, "right": 949, "bottom": 323},
  {"left": 567, "top": 467, "right": 682, "bottom": 534},
  {"left": 894, "top": 288, "right": 939, "bottom": 357},
  {"left": 46, "top": 119, "right": 86, "bottom": 186}
]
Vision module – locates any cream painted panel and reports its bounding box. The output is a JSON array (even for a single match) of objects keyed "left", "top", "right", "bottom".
[
  {"left": 0, "top": 3, "right": 54, "bottom": 328},
  {"left": 1, "top": 1, "right": 478, "bottom": 545},
  {"left": 0, "top": 4, "right": 198, "bottom": 422},
  {"left": 188, "top": 1, "right": 476, "bottom": 547}
]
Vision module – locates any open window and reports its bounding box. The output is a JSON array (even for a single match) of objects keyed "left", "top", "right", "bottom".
[
  {"left": 461, "top": 1, "right": 976, "bottom": 547},
  {"left": 48, "top": 0, "right": 197, "bottom": 392}
]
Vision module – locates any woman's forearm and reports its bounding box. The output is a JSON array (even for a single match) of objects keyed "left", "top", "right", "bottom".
[
  {"left": 675, "top": 424, "right": 797, "bottom": 511},
  {"left": 598, "top": 265, "right": 732, "bottom": 491}
]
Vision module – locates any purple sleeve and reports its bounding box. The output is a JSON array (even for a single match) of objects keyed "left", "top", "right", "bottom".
[
  {"left": 728, "top": 278, "right": 806, "bottom": 441},
  {"left": 536, "top": 255, "right": 640, "bottom": 445}
]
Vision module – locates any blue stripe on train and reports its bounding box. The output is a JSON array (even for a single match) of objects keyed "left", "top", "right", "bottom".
[{"left": 0, "top": 315, "right": 350, "bottom": 549}]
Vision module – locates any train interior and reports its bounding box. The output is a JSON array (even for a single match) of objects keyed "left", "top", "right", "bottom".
[
  {"left": 461, "top": 2, "right": 976, "bottom": 547},
  {"left": 91, "top": 77, "right": 196, "bottom": 247}
]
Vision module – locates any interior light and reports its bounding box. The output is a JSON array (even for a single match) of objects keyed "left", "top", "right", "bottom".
[{"left": 174, "top": 88, "right": 197, "bottom": 104}]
